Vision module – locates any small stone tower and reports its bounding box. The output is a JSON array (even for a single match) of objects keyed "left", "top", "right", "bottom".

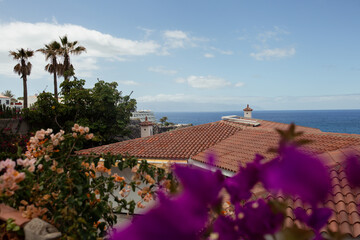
[
  {"left": 140, "top": 117, "right": 154, "bottom": 138},
  {"left": 243, "top": 104, "right": 253, "bottom": 118}
]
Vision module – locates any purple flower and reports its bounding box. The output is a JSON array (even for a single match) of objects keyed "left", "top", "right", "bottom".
[
  {"left": 235, "top": 199, "right": 283, "bottom": 240},
  {"left": 111, "top": 192, "right": 208, "bottom": 240},
  {"left": 174, "top": 165, "right": 224, "bottom": 206},
  {"left": 213, "top": 216, "right": 238, "bottom": 240},
  {"left": 206, "top": 151, "right": 216, "bottom": 167},
  {"left": 294, "top": 207, "right": 332, "bottom": 240},
  {"left": 111, "top": 165, "right": 225, "bottom": 240},
  {"left": 224, "top": 154, "right": 264, "bottom": 203},
  {"left": 262, "top": 145, "right": 331, "bottom": 205},
  {"left": 345, "top": 154, "right": 360, "bottom": 188}
]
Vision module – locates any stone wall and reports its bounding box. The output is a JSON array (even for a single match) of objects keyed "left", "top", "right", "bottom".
[{"left": 0, "top": 119, "right": 29, "bottom": 135}]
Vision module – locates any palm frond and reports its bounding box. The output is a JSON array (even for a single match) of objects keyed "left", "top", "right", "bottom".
[
  {"left": 13, "top": 64, "right": 21, "bottom": 75},
  {"left": 26, "top": 62, "right": 32, "bottom": 75}
]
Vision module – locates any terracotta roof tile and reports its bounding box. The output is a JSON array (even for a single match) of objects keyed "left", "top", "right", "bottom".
[
  {"left": 270, "top": 163, "right": 360, "bottom": 238},
  {"left": 77, "top": 121, "right": 244, "bottom": 159},
  {"left": 192, "top": 130, "right": 360, "bottom": 172},
  {"left": 243, "top": 104, "right": 253, "bottom": 111},
  {"left": 78, "top": 118, "right": 360, "bottom": 237}
]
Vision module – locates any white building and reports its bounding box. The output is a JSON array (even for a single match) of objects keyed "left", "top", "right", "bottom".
[
  {"left": 130, "top": 110, "right": 156, "bottom": 123},
  {"left": 0, "top": 94, "right": 11, "bottom": 107}
]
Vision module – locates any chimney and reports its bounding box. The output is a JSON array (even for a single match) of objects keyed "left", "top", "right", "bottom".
[
  {"left": 243, "top": 104, "right": 253, "bottom": 118},
  {"left": 140, "top": 116, "right": 154, "bottom": 138}
]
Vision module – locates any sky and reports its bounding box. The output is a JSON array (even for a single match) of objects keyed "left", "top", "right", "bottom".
[{"left": 0, "top": 0, "right": 359, "bottom": 112}]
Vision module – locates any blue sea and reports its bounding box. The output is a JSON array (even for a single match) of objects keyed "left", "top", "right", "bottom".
[{"left": 154, "top": 110, "right": 360, "bottom": 135}]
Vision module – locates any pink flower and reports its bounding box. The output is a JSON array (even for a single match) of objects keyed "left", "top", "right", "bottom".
[{"left": 85, "top": 133, "right": 94, "bottom": 140}]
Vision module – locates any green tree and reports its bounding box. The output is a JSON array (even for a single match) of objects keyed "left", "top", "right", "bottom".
[
  {"left": 2, "top": 90, "right": 14, "bottom": 98},
  {"left": 37, "top": 41, "right": 62, "bottom": 100},
  {"left": 62, "top": 78, "right": 137, "bottom": 143},
  {"left": 59, "top": 35, "right": 86, "bottom": 85},
  {"left": 9, "top": 48, "right": 34, "bottom": 108},
  {"left": 160, "top": 116, "right": 168, "bottom": 125},
  {"left": 25, "top": 78, "right": 137, "bottom": 145}
]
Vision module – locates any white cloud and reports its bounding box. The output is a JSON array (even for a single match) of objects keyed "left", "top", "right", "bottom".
[
  {"left": 161, "top": 30, "right": 209, "bottom": 54},
  {"left": 118, "top": 80, "right": 139, "bottom": 86},
  {"left": 138, "top": 93, "right": 264, "bottom": 104},
  {"left": 204, "top": 53, "right": 214, "bottom": 58},
  {"left": 163, "top": 30, "right": 190, "bottom": 50},
  {"left": 164, "top": 30, "right": 188, "bottom": 40},
  {"left": 175, "top": 78, "right": 186, "bottom": 83},
  {"left": 209, "top": 47, "right": 233, "bottom": 55},
  {"left": 176, "top": 75, "right": 231, "bottom": 89},
  {"left": 257, "top": 26, "right": 289, "bottom": 43},
  {"left": 250, "top": 47, "right": 296, "bottom": 61},
  {"left": 235, "top": 82, "right": 245, "bottom": 87},
  {"left": 0, "top": 21, "right": 160, "bottom": 79},
  {"left": 138, "top": 27, "right": 155, "bottom": 39},
  {"left": 51, "top": 16, "right": 58, "bottom": 24},
  {"left": 148, "top": 66, "right": 177, "bottom": 75},
  {"left": 137, "top": 93, "right": 360, "bottom": 111}
]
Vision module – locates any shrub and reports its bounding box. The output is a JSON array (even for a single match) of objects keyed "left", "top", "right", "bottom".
[{"left": 0, "top": 125, "right": 176, "bottom": 239}]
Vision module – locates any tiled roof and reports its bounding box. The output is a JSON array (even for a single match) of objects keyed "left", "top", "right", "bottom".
[
  {"left": 0, "top": 94, "right": 10, "bottom": 99},
  {"left": 139, "top": 121, "right": 154, "bottom": 126},
  {"left": 192, "top": 130, "right": 360, "bottom": 172},
  {"left": 243, "top": 104, "right": 253, "bottom": 111},
  {"left": 78, "top": 117, "right": 360, "bottom": 237},
  {"left": 77, "top": 121, "right": 244, "bottom": 159},
  {"left": 262, "top": 146, "right": 360, "bottom": 238}
]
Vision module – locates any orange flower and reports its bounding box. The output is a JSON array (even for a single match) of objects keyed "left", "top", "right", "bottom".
[
  {"left": 43, "top": 194, "right": 51, "bottom": 200},
  {"left": 112, "top": 173, "right": 125, "bottom": 182}
]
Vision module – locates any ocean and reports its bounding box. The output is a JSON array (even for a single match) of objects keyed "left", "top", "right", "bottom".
[{"left": 154, "top": 110, "right": 360, "bottom": 135}]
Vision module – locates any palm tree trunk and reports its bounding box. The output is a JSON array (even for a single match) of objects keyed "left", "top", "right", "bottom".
[
  {"left": 23, "top": 75, "right": 28, "bottom": 109},
  {"left": 64, "top": 53, "right": 70, "bottom": 82},
  {"left": 21, "top": 59, "right": 28, "bottom": 109},
  {"left": 53, "top": 58, "right": 58, "bottom": 100}
]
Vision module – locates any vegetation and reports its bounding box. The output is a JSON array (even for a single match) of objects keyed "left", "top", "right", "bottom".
[
  {"left": 0, "top": 126, "right": 176, "bottom": 239},
  {"left": 24, "top": 78, "right": 136, "bottom": 145},
  {"left": 37, "top": 41, "right": 62, "bottom": 100},
  {"left": 0, "top": 127, "right": 31, "bottom": 159},
  {"left": 2, "top": 90, "right": 14, "bottom": 98},
  {"left": 9, "top": 48, "right": 34, "bottom": 109},
  {"left": 159, "top": 116, "right": 174, "bottom": 126},
  {"left": 159, "top": 116, "right": 168, "bottom": 125},
  {"left": 58, "top": 35, "right": 86, "bottom": 90},
  {"left": 0, "top": 104, "right": 21, "bottom": 119}
]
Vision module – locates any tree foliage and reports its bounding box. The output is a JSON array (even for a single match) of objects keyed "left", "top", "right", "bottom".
[
  {"left": 0, "top": 126, "right": 176, "bottom": 239},
  {"left": 24, "top": 78, "right": 136, "bottom": 145},
  {"left": 2, "top": 90, "right": 14, "bottom": 98},
  {"left": 9, "top": 48, "right": 34, "bottom": 108},
  {"left": 58, "top": 35, "right": 86, "bottom": 85},
  {"left": 37, "top": 41, "right": 62, "bottom": 100}
]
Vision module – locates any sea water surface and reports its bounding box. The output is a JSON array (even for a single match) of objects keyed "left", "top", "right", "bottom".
[{"left": 154, "top": 110, "right": 360, "bottom": 134}]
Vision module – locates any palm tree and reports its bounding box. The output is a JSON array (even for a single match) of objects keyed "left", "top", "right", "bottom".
[
  {"left": 9, "top": 48, "right": 34, "bottom": 108},
  {"left": 59, "top": 35, "right": 86, "bottom": 82},
  {"left": 2, "top": 90, "right": 14, "bottom": 98},
  {"left": 37, "top": 41, "right": 62, "bottom": 100}
]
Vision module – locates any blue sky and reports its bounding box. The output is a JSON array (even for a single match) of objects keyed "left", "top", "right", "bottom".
[{"left": 0, "top": 0, "right": 359, "bottom": 111}]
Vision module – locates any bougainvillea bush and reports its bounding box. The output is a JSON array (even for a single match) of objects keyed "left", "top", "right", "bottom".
[
  {"left": 0, "top": 125, "right": 176, "bottom": 239},
  {"left": 0, "top": 104, "right": 21, "bottom": 119},
  {"left": 0, "top": 127, "right": 32, "bottom": 159},
  {"left": 111, "top": 126, "right": 360, "bottom": 240}
]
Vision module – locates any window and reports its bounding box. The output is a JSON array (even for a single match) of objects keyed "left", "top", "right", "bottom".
[{"left": 6, "top": 100, "right": 9, "bottom": 105}]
